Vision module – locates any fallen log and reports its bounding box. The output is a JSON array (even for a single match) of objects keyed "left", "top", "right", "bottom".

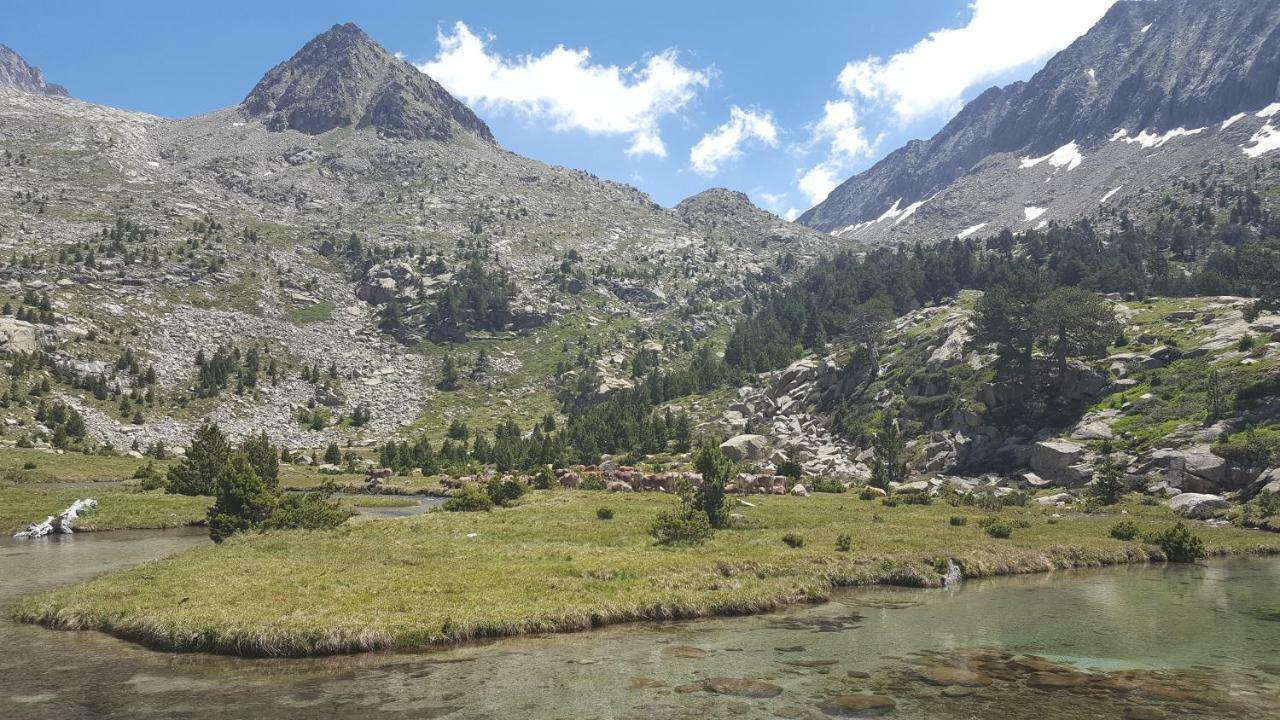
[{"left": 14, "top": 498, "right": 97, "bottom": 538}]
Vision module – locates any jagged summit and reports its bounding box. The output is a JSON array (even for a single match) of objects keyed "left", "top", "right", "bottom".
[
  {"left": 0, "top": 44, "right": 68, "bottom": 96},
  {"left": 240, "top": 22, "right": 493, "bottom": 143}
]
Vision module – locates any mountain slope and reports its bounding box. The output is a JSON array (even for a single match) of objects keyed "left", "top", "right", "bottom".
[
  {"left": 800, "top": 0, "right": 1280, "bottom": 243},
  {"left": 0, "top": 24, "right": 835, "bottom": 452}
]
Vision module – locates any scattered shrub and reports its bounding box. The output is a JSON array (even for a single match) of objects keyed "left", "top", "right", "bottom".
[
  {"left": 596, "top": 507, "right": 614, "bottom": 520},
  {"left": 835, "top": 533, "right": 852, "bottom": 552},
  {"left": 949, "top": 516, "right": 968, "bottom": 527},
  {"left": 579, "top": 475, "right": 606, "bottom": 491},
  {"left": 881, "top": 496, "right": 900, "bottom": 507},
  {"left": 858, "top": 488, "right": 881, "bottom": 500},
  {"left": 810, "top": 477, "right": 847, "bottom": 494},
  {"left": 980, "top": 518, "right": 1013, "bottom": 539},
  {"left": 1110, "top": 520, "right": 1140, "bottom": 540},
  {"left": 22, "top": 461, "right": 37, "bottom": 470},
  {"left": 1151, "top": 521, "right": 1206, "bottom": 562},
  {"left": 1238, "top": 334, "right": 1255, "bottom": 352},
  {"left": 262, "top": 493, "right": 351, "bottom": 531},
  {"left": 443, "top": 485, "right": 494, "bottom": 512},
  {"left": 532, "top": 465, "right": 556, "bottom": 490},
  {"left": 782, "top": 533, "right": 806, "bottom": 548},
  {"left": 650, "top": 507, "right": 713, "bottom": 545},
  {"left": 900, "top": 492, "right": 932, "bottom": 505},
  {"left": 485, "top": 476, "right": 527, "bottom": 506}
]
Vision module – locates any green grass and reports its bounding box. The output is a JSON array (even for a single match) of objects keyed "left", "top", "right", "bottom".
[
  {"left": 13, "top": 490, "right": 1280, "bottom": 657},
  {"left": 0, "top": 486, "right": 208, "bottom": 534},
  {"left": 288, "top": 302, "right": 335, "bottom": 325},
  {"left": 0, "top": 449, "right": 159, "bottom": 484}
]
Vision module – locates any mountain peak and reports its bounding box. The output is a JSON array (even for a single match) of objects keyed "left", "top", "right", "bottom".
[
  {"left": 0, "top": 44, "right": 68, "bottom": 97},
  {"left": 240, "top": 23, "right": 493, "bottom": 143}
]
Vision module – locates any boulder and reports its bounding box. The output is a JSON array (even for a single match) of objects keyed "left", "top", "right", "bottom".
[
  {"left": 1166, "top": 493, "right": 1229, "bottom": 519},
  {"left": 720, "top": 434, "right": 769, "bottom": 462},
  {"left": 1036, "top": 492, "right": 1074, "bottom": 506},
  {"left": 1029, "top": 440, "right": 1087, "bottom": 484},
  {"left": 789, "top": 483, "right": 809, "bottom": 497},
  {"left": 1070, "top": 420, "right": 1113, "bottom": 441},
  {"left": 1152, "top": 446, "right": 1229, "bottom": 491},
  {"left": 0, "top": 316, "right": 49, "bottom": 354}
]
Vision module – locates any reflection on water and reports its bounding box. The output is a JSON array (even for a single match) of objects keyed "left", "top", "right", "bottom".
[{"left": 1, "top": 530, "right": 1277, "bottom": 719}]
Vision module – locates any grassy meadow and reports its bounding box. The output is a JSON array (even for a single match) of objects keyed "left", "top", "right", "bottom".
[{"left": 12, "top": 489, "right": 1280, "bottom": 656}]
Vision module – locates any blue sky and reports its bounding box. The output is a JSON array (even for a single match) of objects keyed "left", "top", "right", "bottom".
[{"left": 6, "top": 1, "right": 1115, "bottom": 216}]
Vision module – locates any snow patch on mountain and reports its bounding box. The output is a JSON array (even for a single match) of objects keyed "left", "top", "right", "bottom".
[
  {"left": 1100, "top": 186, "right": 1123, "bottom": 203},
  {"left": 1256, "top": 102, "right": 1280, "bottom": 119},
  {"left": 1221, "top": 113, "right": 1246, "bottom": 130},
  {"left": 1020, "top": 141, "right": 1084, "bottom": 172},
  {"left": 1243, "top": 124, "right": 1280, "bottom": 158},
  {"left": 1111, "top": 126, "right": 1205, "bottom": 149},
  {"left": 957, "top": 222, "right": 987, "bottom": 240},
  {"left": 1024, "top": 206, "right": 1047, "bottom": 222}
]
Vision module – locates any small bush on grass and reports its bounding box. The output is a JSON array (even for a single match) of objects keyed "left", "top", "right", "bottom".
[
  {"left": 782, "top": 533, "right": 806, "bottom": 548},
  {"left": 835, "top": 533, "right": 852, "bottom": 552},
  {"left": 881, "top": 496, "right": 900, "bottom": 507},
  {"left": 811, "top": 477, "right": 847, "bottom": 493},
  {"left": 532, "top": 465, "right": 556, "bottom": 490},
  {"left": 650, "top": 478, "right": 714, "bottom": 546},
  {"left": 580, "top": 475, "right": 606, "bottom": 491},
  {"left": 650, "top": 508, "right": 713, "bottom": 545},
  {"left": 900, "top": 492, "right": 932, "bottom": 505},
  {"left": 949, "top": 516, "right": 968, "bottom": 527},
  {"left": 1110, "top": 520, "right": 1141, "bottom": 540},
  {"left": 596, "top": 507, "right": 614, "bottom": 520},
  {"left": 858, "top": 487, "right": 882, "bottom": 500},
  {"left": 443, "top": 485, "right": 494, "bottom": 512},
  {"left": 980, "top": 517, "right": 1013, "bottom": 539},
  {"left": 22, "top": 461, "right": 37, "bottom": 470},
  {"left": 133, "top": 461, "right": 166, "bottom": 491},
  {"left": 485, "top": 477, "right": 527, "bottom": 506},
  {"left": 1150, "top": 521, "right": 1206, "bottom": 562},
  {"left": 262, "top": 493, "right": 352, "bottom": 532}
]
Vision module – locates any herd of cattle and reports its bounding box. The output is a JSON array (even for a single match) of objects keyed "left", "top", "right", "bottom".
[{"left": 367, "top": 465, "right": 818, "bottom": 496}]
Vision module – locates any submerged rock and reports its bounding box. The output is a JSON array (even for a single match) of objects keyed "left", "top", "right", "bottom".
[
  {"left": 916, "top": 666, "right": 993, "bottom": 687},
  {"left": 817, "top": 694, "right": 897, "bottom": 717},
  {"left": 703, "top": 677, "right": 784, "bottom": 698}
]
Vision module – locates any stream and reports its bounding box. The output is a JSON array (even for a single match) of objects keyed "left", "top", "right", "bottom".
[{"left": 1, "top": 529, "right": 1278, "bottom": 719}]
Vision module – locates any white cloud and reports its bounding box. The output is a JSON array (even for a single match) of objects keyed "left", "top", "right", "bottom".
[
  {"left": 798, "top": 164, "right": 844, "bottom": 206},
  {"left": 419, "top": 21, "right": 709, "bottom": 158},
  {"left": 782, "top": 208, "right": 800, "bottom": 222},
  {"left": 794, "top": 0, "right": 1115, "bottom": 210},
  {"left": 837, "top": 0, "right": 1116, "bottom": 122},
  {"left": 689, "top": 106, "right": 778, "bottom": 175}
]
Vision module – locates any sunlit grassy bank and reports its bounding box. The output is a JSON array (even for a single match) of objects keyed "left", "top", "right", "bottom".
[
  {"left": 13, "top": 491, "right": 1280, "bottom": 656},
  {"left": 0, "top": 486, "right": 208, "bottom": 534}
]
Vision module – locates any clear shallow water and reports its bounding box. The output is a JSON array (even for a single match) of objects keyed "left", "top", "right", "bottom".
[{"left": 1, "top": 530, "right": 1278, "bottom": 719}]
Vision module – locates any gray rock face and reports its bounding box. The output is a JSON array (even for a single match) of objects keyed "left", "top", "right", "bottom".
[
  {"left": 719, "top": 434, "right": 769, "bottom": 462},
  {"left": 1166, "top": 492, "right": 1230, "bottom": 518},
  {"left": 799, "top": 0, "right": 1280, "bottom": 234},
  {"left": 0, "top": 44, "right": 68, "bottom": 96},
  {"left": 241, "top": 23, "right": 494, "bottom": 143}
]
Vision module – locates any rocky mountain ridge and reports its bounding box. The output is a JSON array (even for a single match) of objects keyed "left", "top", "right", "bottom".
[
  {"left": 0, "top": 44, "right": 66, "bottom": 97},
  {"left": 800, "top": 0, "right": 1280, "bottom": 245}
]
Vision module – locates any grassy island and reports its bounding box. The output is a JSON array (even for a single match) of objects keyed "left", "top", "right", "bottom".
[{"left": 12, "top": 490, "right": 1280, "bottom": 657}]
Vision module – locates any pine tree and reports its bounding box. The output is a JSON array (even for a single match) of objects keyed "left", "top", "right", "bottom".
[
  {"left": 439, "top": 354, "right": 460, "bottom": 391},
  {"left": 242, "top": 431, "right": 279, "bottom": 491},
  {"left": 693, "top": 444, "right": 733, "bottom": 529},
  {"left": 165, "top": 422, "right": 231, "bottom": 496},
  {"left": 323, "top": 442, "right": 342, "bottom": 465},
  {"left": 1089, "top": 442, "right": 1126, "bottom": 506},
  {"left": 206, "top": 453, "right": 276, "bottom": 543},
  {"left": 869, "top": 412, "right": 906, "bottom": 490}
]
